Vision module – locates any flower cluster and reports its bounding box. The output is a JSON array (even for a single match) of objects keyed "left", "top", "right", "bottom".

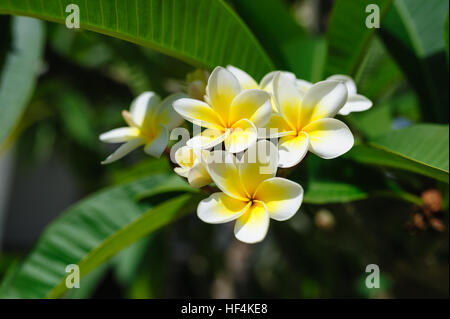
[{"left": 100, "top": 66, "right": 372, "bottom": 243}]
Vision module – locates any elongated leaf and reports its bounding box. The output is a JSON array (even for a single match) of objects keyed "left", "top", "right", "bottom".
[
  {"left": 0, "top": 174, "right": 201, "bottom": 299},
  {"left": 355, "top": 37, "right": 403, "bottom": 101},
  {"left": 346, "top": 124, "right": 449, "bottom": 183},
  {"left": 304, "top": 181, "right": 368, "bottom": 204},
  {"left": 0, "top": 0, "right": 273, "bottom": 79},
  {"left": 380, "top": 0, "right": 449, "bottom": 122},
  {"left": 281, "top": 36, "right": 327, "bottom": 82},
  {"left": 230, "top": 0, "right": 306, "bottom": 63},
  {"left": 293, "top": 155, "right": 387, "bottom": 204},
  {"left": 113, "top": 236, "right": 151, "bottom": 287},
  {"left": 230, "top": 0, "right": 325, "bottom": 81},
  {"left": 67, "top": 262, "right": 110, "bottom": 299},
  {"left": 301, "top": 163, "right": 424, "bottom": 204},
  {"left": 325, "top": 0, "right": 393, "bottom": 76},
  {"left": 346, "top": 92, "right": 421, "bottom": 139},
  {"left": 346, "top": 100, "right": 392, "bottom": 139},
  {"left": 445, "top": 11, "right": 449, "bottom": 63},
  {"left": 0, "top": 16, "right": 44, "bottom": 148}
]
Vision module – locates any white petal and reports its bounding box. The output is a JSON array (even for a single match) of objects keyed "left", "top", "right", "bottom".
[
  {"left": 254, "top": 177, "right": 303, "bottom": 221},
  {"left": 187, "top": 128, "right": 229, "bottom": 150},
  {"left": 144, "top": 125, "right": 169, "bottom": 158},
  {"left": 99, "top": 127, "right": 139, "bottom": 143},
  {"left": 234, "top": 203, "right": 270, "bottom": 244},
  {"left": 174, "top": 146, "right": 196, "bottom": 169},
  {"left": 226, "top": 65, "right": 258, "bottom": 90},
  {"left": 197, "top": 192, "right": 250, "bottom": 224},
  {"left": 303, "top": 118, "right": 354, "bottom": 159},
  {"left": 273, "top": 72, "right": 302, "bottom": 129},
  {"left": 260, "top": 72, "right": 296, "bottom": 113},
  {"left": 188, "top": 162, "right": 212, "bottom": 188},
  {"left": 260, "top": 71, "right": 296, "bottom": 92},
  {"left": 101, "top": 138, "right": 144, "bottom": 164},
  {"left": 130, "top": 92, "right": 161, "bottom": 126},
  {"left": 300, "top": 80, "right": 348, "bottom": 125},
  {"left": 174, "top": 166, "right": 190, "bottom": 178},
  {"left": 295, "top": 79, "right": 313, "bottom": 95},
  {"left": 205, "top": 150, "right": 248, "bottom": 200},
  {"left": 206, "top": 66, "right": 241, "bottom": 122},
  {"left": 327, "top": 74, "right": 357, "bottom": 95},
  {"left": 338, "top": 94, "right": 373, "bottom": 115},
  {"left": 238, "top": 140, "right": 278, "bottom": 196},
  {"left": 229, "top": 89, "right": 272, "bottom": 127},
  {"left": 155, "top": 93, "right": 187, "bottom": 129},
  {"left": 173, "top": 98, "right": 224, "bottom": 130},
  {"left": 224, "top": 119, "right": 258, "bottom": 153},
  {"left": 278, "top": 132, "right": 309, "bottom": 168}
]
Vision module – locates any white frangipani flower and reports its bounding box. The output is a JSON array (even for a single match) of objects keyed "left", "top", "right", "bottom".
[
  {"left": 296, "top": 74, "right": 372, "bottom": 116},
  {"left": 197, "top": 140, "right": 303, "bottom": 244},
  {"left": 226, "top": 65, "right": 297, "bottom": 112},
  {"left": 100, "top": 92, "right": 185, "bottom": 164},
  {"left": 327, "top": 75, "right": 373, "bottom": 115},
  {"left": 266, "top": 73, "right": 354, "bottom": 168},
  {"left": 174, "top": 146, "right": 212, "bottom": 188},
  {"left": 174, "top": 66, "right": 272, "bottom": 153}
]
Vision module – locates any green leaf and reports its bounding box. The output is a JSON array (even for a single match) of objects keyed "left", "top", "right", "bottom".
[
  {"left": 230, "top": 0, "right": 325, "bottom": 81},
  {"left": 0, "top": 174, "right": 201, "bottom": 299},
  {"left": 0, "top": 0, "right": 274, "bottom": 79},
  {"left": 346, "top": 92, "right": 421, "bottom": 139},
  {"left": 380, "top": 0, "right": 449, "bottom": 122},
  {"left": 292, "top": 155, "right": 388, "bottom": 204},
  {"left": 346, "top": 100, "right": 392, "bottom": 139},
  {"left": 281, "top": 36, "right": 327, "bottom": 82},
  {"left": 229, "top": 0, "right": 306, "bottom": 63},
  {"left": 113, "top": 237, "right": 151, "bottom": 287},
  {"left": 67, "top": 263, "right": 110, "bottom": 299},
  {"left": 445, "top": 11, "right": 449, "bottom": 63},
  {"left": 297, "top": 151, "right": 430, "bottom": 204},
  {"left": 55, "top": 89, "right": 97, "bottom": 150},
  {"left": 109, "top": 157, "right": 172, "bottom": 185},
  {"left": 303, "top": 181, "right": 368, "bottom": 204},
  {"left": 354, "top": 37, "right": 404, "bottom": 101},
  {"left": 0, "top": 16, "right": 45, "bottom": 148},
  {"left": 346, "top": 124, "right": 449, "bottom": 183},
  {"left": 324, "top": 0, "right": 393, "bottom": 76}
]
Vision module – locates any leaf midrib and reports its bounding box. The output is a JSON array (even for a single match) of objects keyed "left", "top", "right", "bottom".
[
  {"left": 0, "top": 0, "right": 275, "bottom": 74},
  {"left": 369, "top": 142, "right": 449, "bottom": 174},
  {"left": 45, "top": 193, "right": 200, "bottom": 298}
]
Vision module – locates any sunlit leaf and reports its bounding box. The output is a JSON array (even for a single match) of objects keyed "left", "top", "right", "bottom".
[
  {"left": 304, "top": 181, "right": 368, "bottom": 204},
  {"left": 293, "top": 155, "right": 387, "bottom": 204},
  {"left": 0, "top": 174, "right": 201, "bottom": 298},
  {"left": 230, "top": 0, "right": 325, "bottom": 81},
  {"left": 324, "top": 0, "right": 393, "bottom": 76},
  {"left": 355, "top": 38, "right": 403, "bottom": 101},
  {"left": 346, "top": 124, "right": 449, "bottom": 183},
  {"left": 0, "top": 0, "right": 274, "bottom": 79},
  {"left": 380, "top": 0, "right": 449, "bottom": 122}
]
